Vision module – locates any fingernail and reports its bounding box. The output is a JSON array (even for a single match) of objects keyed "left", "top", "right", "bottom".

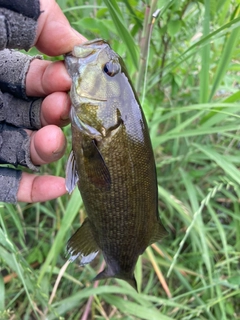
[
  {"left": 71, "top": 28, "right": 88, "bottom": 42},
  {"left": 61, "top": 95, "right": 71, "bottom": 121},
  {"left": 61, "top": 114, "right": 70, "bottom": 121},
  {"left": 53, "top": 139, "right": 66, "bottom": 156}
]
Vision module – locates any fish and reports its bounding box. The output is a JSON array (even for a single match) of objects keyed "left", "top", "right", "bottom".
[{"left": 65, "top": 39, "right": 167, "bottom": 291}]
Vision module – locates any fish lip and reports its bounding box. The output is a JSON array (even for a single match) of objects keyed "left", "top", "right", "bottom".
[
  {"left": 64, "top": 54, "right": 77, "bottom": 65},
  {"left": 83, "top": 38, "right": 107, "bottom": 46},
  {"left": 64, "top": 51, "right": 75, "bottom": 62},
  {"left": 64, "top": 51, "right": 72, "bottom": 57},
  {"left": 64, "top": 55, "right": 80, "bottom": 78},
  {"left": 65, "top": 39, "right": 109, "bottom": 60},
  {"left": 70, "top": 85, "right": 107, "bottom": 102},
  {"left": 73, "top": 94, "right": 107, "bottom": 102}
]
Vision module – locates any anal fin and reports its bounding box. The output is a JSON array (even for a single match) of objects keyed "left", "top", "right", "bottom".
[{"left": 67, "top": 218, "right": 99, "bottom": 265}]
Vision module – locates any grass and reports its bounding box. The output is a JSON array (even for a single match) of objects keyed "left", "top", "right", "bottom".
[{"left": 1, "top": 0, "right": 240, "bottom": 319}]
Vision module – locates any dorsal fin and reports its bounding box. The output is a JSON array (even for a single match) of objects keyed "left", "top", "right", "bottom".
[{"left": 148, "top": 221, "right": 168, "bottom": 245}]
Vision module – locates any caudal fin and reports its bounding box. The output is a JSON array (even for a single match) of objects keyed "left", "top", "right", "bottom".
[
  {"left": 94, "top": 268, "right": 138, "bottom": 291},
  {"left": 67, "top": 218, "right": 99, "bottom": 265}
]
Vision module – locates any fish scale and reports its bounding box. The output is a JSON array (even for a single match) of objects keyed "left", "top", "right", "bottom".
[{"left": 65, "top": 39, "right": 167, "bottom": 291}]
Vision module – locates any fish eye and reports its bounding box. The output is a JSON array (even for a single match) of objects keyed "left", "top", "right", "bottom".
[{"left": 103, "top": 61, "right": 120, "bottom": 77}]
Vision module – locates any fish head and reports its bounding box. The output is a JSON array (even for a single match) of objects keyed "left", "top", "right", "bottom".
[{"left": 65, "top": 39, "right": 123, "bottom": 103}]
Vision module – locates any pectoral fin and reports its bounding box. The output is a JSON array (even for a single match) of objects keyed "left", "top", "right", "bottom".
[
  {"left": 83, "top": 139, "right": 111, "bottom": 191},
  {"left": 67, "top": 218, "right": 99, "bottom": 265},
  {"left": 71, "top": 108, "right": 111, "bottom": 190},
  {"left": 66, "top": 151, "right": 79, "bottom": 194}
]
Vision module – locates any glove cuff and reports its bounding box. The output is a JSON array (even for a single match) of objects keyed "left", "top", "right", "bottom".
[
  {"left": 0, "top": 92, "right": 42, "bottom": 130},
  {"left": 0, "top": 123, "right": 38, "bottom": 170},
  {"left": 0, "top": 167, "right": 22, "bottom": 203},
  {"left": 0, "top": 6, "right": 39, "bottom": 51}
]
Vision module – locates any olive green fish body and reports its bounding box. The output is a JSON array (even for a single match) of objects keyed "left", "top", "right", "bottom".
[{"left": 65, "top": 39, "right": 166, "bottom": 290}]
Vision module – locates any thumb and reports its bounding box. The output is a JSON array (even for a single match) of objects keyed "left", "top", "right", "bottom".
[{"left": 35, "top": 0, "right": 87, "bottom": 56}]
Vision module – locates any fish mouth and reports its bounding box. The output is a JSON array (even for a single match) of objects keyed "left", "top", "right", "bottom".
[
  {"left": 82, "top": 38, "right": 107, "bottom": 47},
  {"left": 65, "top": 39, "right": 109, "bottom": 61},
  {"left": 76, "top": 94, "right": 107, "bottom": 102},
  {"left": 64, "top": 54, "right": 79, "bottom": 74},
  {"left": 71, "top": 85, "right": 107, "bottom": 102},
  {"left": 65, "top": 49, "right": 100, "bottom": 73}
]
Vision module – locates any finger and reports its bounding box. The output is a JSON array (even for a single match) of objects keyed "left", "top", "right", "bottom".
[
  {"left": 29, "top": 125, "right": 66, "bottom": 165},
  {"left": 26, "top": 59, "right": 71, "bottom": 97},
  {"left": 17, "top": 173, "right": 67, "bottom": 202},
  {"left": 35, "top": 0, "right": 87, "bottom": 56},
  {"left": 40, "top": 92, "right": 71, "bottom": 127}
]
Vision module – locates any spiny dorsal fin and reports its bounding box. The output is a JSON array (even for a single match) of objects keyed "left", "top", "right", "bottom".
[{"left": 67, "top": 218, "right": 99, "bottom": 265}]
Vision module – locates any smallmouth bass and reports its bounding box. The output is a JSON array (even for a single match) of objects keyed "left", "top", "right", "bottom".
[{"left": 65, "top": 39, "right": 167, "bottom": 291}]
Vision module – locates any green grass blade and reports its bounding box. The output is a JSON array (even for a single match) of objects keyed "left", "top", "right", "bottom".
[
  {"left": 179, "top": 168, "right": 212, "bottom": 284},
  {"left": 49, "top": 286, "right": 140, "bottom": 319},
  {"left": 174, "top": 270, "right": 215, "bottom": 320},
  {"left": 38, "top": 188, "right": 82, "bottom": 283},
  {"left": 163, "top": 15, "right": 240, "bottom": 77},
  {"left": 103, "top": 294, "right": 173, "bottom": 320},
  {"left": 12, "top": 254, "right": 38, "bottom": 318},
  {"left": 193, "top": 143, "right": 240, "bottom": 184},
  {"left": 209, "top": 23, "right": 240, "bottom": 100},
  {"left": 102, "top": 0, "right": 139, "bottom": 69},
  {"left": 200, "top": 91, "right": 240, "bottom": 125},
  {"left": 167, "top": 182, "right": 225, "bottom": 278},
  {"left": 155, "top": 123, "right": 240, "bottom": 145},
  {"left": 49, "top": 285, "right": 173, "bottom": 320},
  {"left": 200, "top": 0, "right": 210, "bottom": 103},
  {"left": 206, "top": 203, "right": 231, "bottom": 276},
  {"left": 62, "top": 5, "right": 106, "bottom": 13},
  {"left": 121, "top": 0, "right": 142, "bottom": 28},
  {"left": 5, "top": 204, "right": 24, "bottom": 239},
  {"left": 0, "top": 275, "right": 4, "bottom": 311}
]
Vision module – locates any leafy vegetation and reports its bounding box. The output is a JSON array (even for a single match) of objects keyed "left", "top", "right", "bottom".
[{"left": 1, "top": 0, "right": 240, "bottom": 319}]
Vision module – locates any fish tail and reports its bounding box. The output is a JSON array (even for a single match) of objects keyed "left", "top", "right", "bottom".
[
  {"left": 94, "top": 268, "right": 138, "bottom": 292},
  {"left": 67, "top": 218, "right": 99, "bottom": 265}
]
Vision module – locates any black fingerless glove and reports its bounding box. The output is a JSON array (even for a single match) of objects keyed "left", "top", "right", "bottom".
[
  {"left": 0, "top": 0, "right": 40, "bottom": 51},
  {"left": 0, "top": 0, "right": 42, "bottom": 203}
]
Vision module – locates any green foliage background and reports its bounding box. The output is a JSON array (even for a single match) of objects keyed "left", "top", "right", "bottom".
[{"left": 1, "top": 0, "right": 240, "bottom": 319}]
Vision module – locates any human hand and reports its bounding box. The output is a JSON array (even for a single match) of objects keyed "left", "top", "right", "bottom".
[{"left": 17, "top": 0, "right": 87, "bottom": 202}]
